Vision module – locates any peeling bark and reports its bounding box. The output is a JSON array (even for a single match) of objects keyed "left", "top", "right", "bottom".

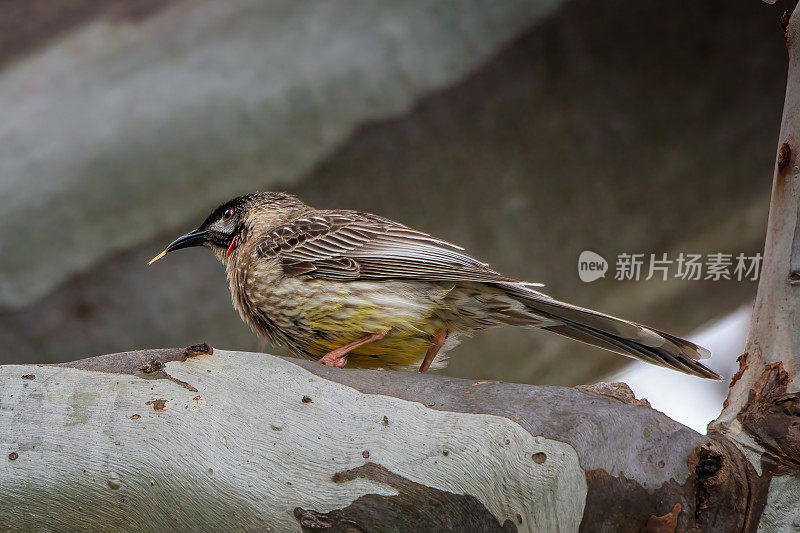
[
  {"left": 643, "top": 503, "right": 681, "bottom": 533},
  {"left": 737, "top": 363, "right": 800, "bottom": 476}
]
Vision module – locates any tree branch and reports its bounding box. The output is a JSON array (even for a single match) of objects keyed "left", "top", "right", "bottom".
[
  {"left": 708, "top": 2, "right": 800, "bottom": 530},
  {"left": 1, "top": 345, "right": 752, "bottom": 531}
]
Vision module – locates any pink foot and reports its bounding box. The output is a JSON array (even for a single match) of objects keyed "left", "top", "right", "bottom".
[
  {"left": 318, "top": 329, "right": 391, "bottom": 368},
  {"left": 319, "top": 349, "right": 350, "bottom": 368},
  {"left": 419, "top": 329, "right": 447, "bottom": 374}
]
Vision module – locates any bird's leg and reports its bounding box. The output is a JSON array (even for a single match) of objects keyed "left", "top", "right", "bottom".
[
  {"left": 419, "top": 329, "right": 447, "bottom": 374},
  {"left": 318, "top": 328, "right": 391, "bottom": 368}
]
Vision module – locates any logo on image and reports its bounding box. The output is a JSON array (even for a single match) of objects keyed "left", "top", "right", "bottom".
[{"left": 578, "top": 251, "right": 608, "bottom": 282}]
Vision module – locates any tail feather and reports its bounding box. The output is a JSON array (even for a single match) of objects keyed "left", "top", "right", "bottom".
[{"left": 496, "top": 282, "right": 720, "bottom": 380}]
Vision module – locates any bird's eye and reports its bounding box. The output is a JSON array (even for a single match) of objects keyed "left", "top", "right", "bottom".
[{"left": 223, "top": 208, "right": 234, "bottom": 221}]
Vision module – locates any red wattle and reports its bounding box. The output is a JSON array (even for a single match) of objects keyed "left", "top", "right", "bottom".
[{"left": 226, "top": 236, "right": 237, "bottom": 257}]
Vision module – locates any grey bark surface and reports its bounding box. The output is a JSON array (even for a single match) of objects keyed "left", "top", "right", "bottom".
[{"left": 0, "top": 346, "right": 745, "bottom": 532}]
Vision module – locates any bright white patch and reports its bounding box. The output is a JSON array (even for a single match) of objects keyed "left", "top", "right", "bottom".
[{"left": 612, "top": 306, "right": 749, "bottom": 433}]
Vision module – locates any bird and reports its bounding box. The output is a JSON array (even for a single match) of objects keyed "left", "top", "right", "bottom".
[{"left": 148, "top": 192, "right": 720, "bottom": 379}]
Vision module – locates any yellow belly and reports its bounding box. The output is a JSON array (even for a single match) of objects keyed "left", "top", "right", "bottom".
[
  {"left": 310, "top": 325, "right": 441, "bottom": 369},
  {"left": 242, "top": 273, "right": 457, "bottom": 370},
  {"left": 305, "top": 300, "right": 443, "bottom": 368},
  {"left": 289, "top": 280, "right": 450, "bottom": 369}
]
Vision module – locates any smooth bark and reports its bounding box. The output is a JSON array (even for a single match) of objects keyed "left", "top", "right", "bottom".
[{"left": 0, "top": 346, "right": 745, "bottom": 532}]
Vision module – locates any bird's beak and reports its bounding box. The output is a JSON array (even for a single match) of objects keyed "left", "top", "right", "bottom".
[{"left": 148, "top": 229, "right": 209, "bottom": 265}]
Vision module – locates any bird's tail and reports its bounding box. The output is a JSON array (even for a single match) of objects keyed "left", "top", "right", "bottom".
[{"left": 494, "top": 282, "right": 720, "bottom": 380}]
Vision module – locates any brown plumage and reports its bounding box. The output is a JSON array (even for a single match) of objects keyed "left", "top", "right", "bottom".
[{"left": 150, "top": 192, "right": 720, "bottom": 379}]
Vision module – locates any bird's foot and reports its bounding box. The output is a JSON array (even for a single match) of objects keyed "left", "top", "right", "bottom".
[
  {"left": 319, "top": 352, "right": 349, "bottom": 368},
  {"left": 419, "top": 329, "right": 448, "bottom": 374},
  {"left": 318, "top": 329, "right": 391, "bottom": 368}
]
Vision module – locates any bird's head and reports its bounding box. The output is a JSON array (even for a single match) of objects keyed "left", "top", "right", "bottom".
[{"left": 148, "top": 192, "right": 306, "bottom": 265}]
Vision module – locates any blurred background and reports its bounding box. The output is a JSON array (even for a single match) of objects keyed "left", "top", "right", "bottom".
[{"left": 0, "top": 0, "right": 790, "bottom": 430}]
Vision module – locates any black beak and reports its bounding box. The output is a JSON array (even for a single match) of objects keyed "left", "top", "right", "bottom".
[{"left": 148, "top": 229, "right": 209, "bottom": 265}]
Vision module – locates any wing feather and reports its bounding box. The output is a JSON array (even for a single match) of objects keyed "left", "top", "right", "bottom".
[{"left": 256, "top": 211, "right": 524, "bottom": 283}]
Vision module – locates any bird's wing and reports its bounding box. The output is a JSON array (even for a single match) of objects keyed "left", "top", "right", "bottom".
[{"left": 256, "top": 211, "right": 519, "bottom": 283}]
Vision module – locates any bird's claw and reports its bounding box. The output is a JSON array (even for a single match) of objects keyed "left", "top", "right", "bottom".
[{"left": 319, "top": 354, "right": 348, "bottom": 368}]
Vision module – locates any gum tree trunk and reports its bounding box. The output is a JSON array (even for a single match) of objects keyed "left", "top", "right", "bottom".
[
  {"left": 2, "top": 3, "right": 800, "bottom": 531},
  {"left": 707, "top": 2, "right": 800, "bottom": 530}
]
